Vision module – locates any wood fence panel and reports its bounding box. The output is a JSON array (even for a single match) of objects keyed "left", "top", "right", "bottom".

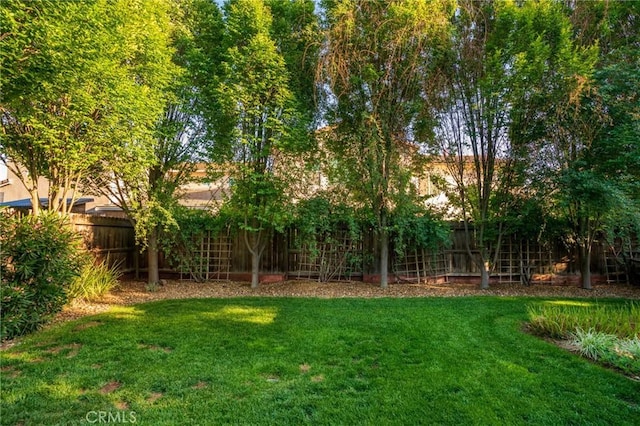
[{"left": 69, "top": 214, "right": 137, "bottom": 273}]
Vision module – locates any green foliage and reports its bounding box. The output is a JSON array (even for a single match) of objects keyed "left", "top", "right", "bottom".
[
  {"left": 66, "top": 259, "right": 122, "bottom": 302},
  {"left": 291, "top": 196, "right": 364, "bottom": 280},
  {"left": 0, "top": 212, "right": 83, "bottom": 340},
  {"left": 529, "top": 301, "right": 640, "bottom": 375},
  {"left": 570, "top": 328, "right": 617, "bottom": 361},
  {"left": 389, "top": 202, "right": 450, "bottom": 257},
  {"left": 320, "top": 0, "right": 453, "bottom": 287},
  {"left": 210, "top": 0, "right": 316, "bottom": 286},
  {"left": 160, "top": 207, "right": 230, "bottom": 281},
  {"left": 0, "top": 0, "right": 179, "bottom": 214},
  {"left": 527, "top": 301, "right": 640, "bottom": 340},
  {"left": 293, "top": 196, "right": 362, "bottom": 252}
]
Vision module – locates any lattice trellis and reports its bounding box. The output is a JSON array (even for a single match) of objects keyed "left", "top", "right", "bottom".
[{"left": 290, "top": 228, "right": 363, "bottom": 282}]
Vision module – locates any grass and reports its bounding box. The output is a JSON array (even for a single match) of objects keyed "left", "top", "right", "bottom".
[
  {"left": 1, "top": 297, "right": 639, "bottom": 425},
  {"left": 527, "top": 300, "right": 639, "bottom": 339}
]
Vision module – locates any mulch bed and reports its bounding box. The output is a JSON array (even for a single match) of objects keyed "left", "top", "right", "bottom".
[{"left": 53, "top": 279, "right": 640, "bottom": 324}]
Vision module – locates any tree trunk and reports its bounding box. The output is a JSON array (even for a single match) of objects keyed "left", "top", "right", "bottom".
[
  {"left": 380, "top": 210, "right": 389, "bottom": 289},
  {"left": 30, "top": 189, "right": 40, "bottom": 216},
  {"left": 251, "top": 249, "right": 260, "bottom": 289},
  {"left": 578, "top": 243, "right": 592, "bottom": 290},
  {"left": 147, "top": 228, "right": 160, "bottom": 288},
  {"left": 480, "top": 261, "right": 490, "bottom": 290},
  {"left": 245, "top": 229, "right": 265, "bottom": 290}
]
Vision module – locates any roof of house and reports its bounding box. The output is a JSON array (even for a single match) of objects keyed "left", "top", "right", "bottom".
[{"left": 0, "top": 197, "right": 94, "bottom": 209}]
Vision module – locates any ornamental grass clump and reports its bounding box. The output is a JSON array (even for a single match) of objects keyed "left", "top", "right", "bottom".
[
  {"left": 570, "top": 328, "right": 617, "bottom": 361},
  {"left": 527, "top": 302, "right": 639, "bottom": 339},
  {"left": 570, "top": 329, "right": 640, "bottom": 375},
  {"left": 67, "top": 258, "right": 122, "bottom": 302}
]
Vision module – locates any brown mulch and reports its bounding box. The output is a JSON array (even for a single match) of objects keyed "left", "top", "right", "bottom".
[{"left": 53, "top": 278, "right": 640, "bottom": 324}]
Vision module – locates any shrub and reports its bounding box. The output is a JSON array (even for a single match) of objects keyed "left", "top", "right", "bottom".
[
  {"left": 67, "top": 258, "right": 122, "bottom": 302},
  {"left": 0, "top": 211, "right": 84, "bottom": 340}
]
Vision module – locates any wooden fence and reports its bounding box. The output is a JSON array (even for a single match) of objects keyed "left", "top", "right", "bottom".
[
  {"left": 69, "top": 214, "right": 639, "bottom": 285},
  {"left": 69, "top": 214, "right": 138, "bottom": 273}
]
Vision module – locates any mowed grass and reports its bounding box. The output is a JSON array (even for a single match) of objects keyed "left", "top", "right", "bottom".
[{"left": 1, "top": 297, "right": 639, "bottom": 425}]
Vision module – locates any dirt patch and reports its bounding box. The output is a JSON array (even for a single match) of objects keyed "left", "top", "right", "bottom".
[
  {"left": 146, "top": 392, "right": 163, "bottom": 403},
  {"left": 45, "top": 343, "right": 82, "bottom": 358},
  {"left": 73, "top": 321, "right": 102, "bottom": 332},
  {"left": 100, "top": 381, "right": 122, "bottom": 394},
  {"left": 66, "top": 343, "right": 82, "bottom": 358},
  {"left": 1, "top": 365, "right": 21, "bottom": 379},
  {"left": 299, "top": 363, "right": 311, "bottom": 374},
  {"left": 115, "top": 401, "right": 130, "bottom": 410},
  {"left": 137, "top": 343, "right": 172, "bottom": 353},
  {"left": 192, "top": 381, "right": 208, "bottom": 389}
]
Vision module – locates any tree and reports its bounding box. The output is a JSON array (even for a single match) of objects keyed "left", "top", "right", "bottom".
[
  {"left": 87, "top": 0, "right": 220, "bottom": 288},
  {"left": 0, "top": 0, "right": 174, "bottom": 215},
  {"left": 429, "top": 0, "right": 597, "bottom": 289},
  {"left": 505, "top": 0, "right": 640, "bottom": 290},
  {"left": 319, "top": 0, "right": 453, "bottom": 288},
  {"left": 213, "top": 0, "right": 317, "bottom": 288},
  {"left": 428, "top": 0, "right": 515, "bottom": 289},
  {"left": 537, "top": 0, "right": 640, "bottom": 289}
]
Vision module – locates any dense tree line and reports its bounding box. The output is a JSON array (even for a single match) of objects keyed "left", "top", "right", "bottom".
[{"left": 1, "top": 0, "right": 638, "bottom": 289}]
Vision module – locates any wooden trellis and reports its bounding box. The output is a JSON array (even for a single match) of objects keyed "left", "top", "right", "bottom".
[
  {"left": 289, "top": 228, "right": 363, "bottom": 282},
  {"left": 393, "top": 236, "right": 562, "bottom": 285},
  {"left": 179, "top": 228, "right": 232, "bottom": 281}
]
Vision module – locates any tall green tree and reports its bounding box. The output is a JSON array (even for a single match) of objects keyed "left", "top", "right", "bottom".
[
  {"left": 87, "top": 0, "right": 222, "bottom": 287},
  {"left": 319, "top": 0, "right": 453, "bottom": 288},
  {"left": 430, "top": 0, "right": 596, "bottom": 289},
  {"left": 535, "top": 0, "right": 640, "bottom": 289},
  {"left": 213, "top": 0, "right": 317, "bottom": 288},
  {"left": 430, "top": 0, "right": 514, "bottom": 290},
  {"left": 508, "top": 0, "right": 639, "bottom": 289},
  {"left": 0, "top": 0, "right": 175, "bottom": 215}
]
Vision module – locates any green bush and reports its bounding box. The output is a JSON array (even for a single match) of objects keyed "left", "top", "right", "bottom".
[
  {"left": 67, "top": 258, "right": 122, "bottom": 302},
  {"left": 0, "top": 211, "right": 84, "bottom": 340}
]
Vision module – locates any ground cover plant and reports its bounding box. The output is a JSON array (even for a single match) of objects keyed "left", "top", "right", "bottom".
[
  {"left": 527, "top": 301, "right": 640, "bottom": 376},
  {"left": 1, "top": 297, "right": 639, "bottom": 425}
]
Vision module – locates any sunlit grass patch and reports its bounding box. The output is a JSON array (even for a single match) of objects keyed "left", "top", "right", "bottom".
[{"left": 204, "top": 305, "right": 278, "bottom": 324}]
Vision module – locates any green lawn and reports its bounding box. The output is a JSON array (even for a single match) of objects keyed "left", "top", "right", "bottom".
[{"left": 1, "top": 297, "right": 639, "bottom": 425}]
